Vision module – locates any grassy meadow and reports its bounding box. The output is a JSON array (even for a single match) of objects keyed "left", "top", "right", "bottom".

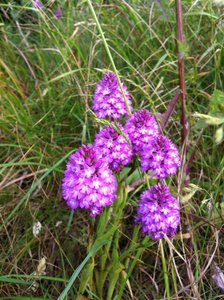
[{"left": 0, "top": 0, "right": 224, "bottom": 299}]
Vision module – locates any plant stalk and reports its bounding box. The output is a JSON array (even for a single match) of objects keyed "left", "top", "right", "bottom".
[
  {"left": 175, "top": 0, "right": 188, "bottom": 183},
  {"left": 160, "top": 90, "right": 182, "bottom": 129},
  {"left": 160, "top": 239, "right": 170, "bottom": 298},
  {"left": 86, "top": 0, "right": 132, "bottom": 116}
]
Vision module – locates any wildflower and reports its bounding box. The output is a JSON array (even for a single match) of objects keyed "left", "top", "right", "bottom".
[
  {"left": 54, "top": 8, "right": 62, "bottom": 18},
  {"left": 92, "top": 72, "right": 132, "bottom": 119},
  {"left": 140, "top": 135, "right": 180, "bottom": 178},
  {"left": 62, "top": 144, "right": 117, "bottom": 217},
  {"left": 124, "top": 109, "right": 159, "bottom": 155},
  {"left": 33, "top": 0, "right": 44, "bottom": 9},
  {"left": 94, "top": 123, "right": 133, "bottom": 172},
  {"left": 136, "top": 183, "right": 180, "bottom": 240}
]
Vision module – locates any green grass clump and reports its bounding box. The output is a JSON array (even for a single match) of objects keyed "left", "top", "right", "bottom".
[{"left": 0, "top": 1, "right": 223, "bottom": 299}]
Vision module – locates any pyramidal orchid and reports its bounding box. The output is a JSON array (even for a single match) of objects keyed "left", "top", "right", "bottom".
[
  {"left": 136, "top": 183, "right": 180, "bottom": 240},
  {"left": 124, "top": 109, "right": 160, "bottom": 155},
  {"left": 94, "top": 123, "right": 133, "bottom": 172},
  {"left": 62, "top": 144, "right": 117, "bottom": 217},
  {"left": 140, "top": 135, "right": 181, "bottom": 178},
  {"left": 92, "top": 72, "right": 132, "bottom": 119}
]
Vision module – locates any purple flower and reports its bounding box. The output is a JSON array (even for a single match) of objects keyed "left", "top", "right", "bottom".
[
  {"left": 33, "top": 0, "right": 44, "bottom": 9},
  {"left": 54, "top": 8, "right": 62, "bottom": 18},
  {"left": 94, "top": 123, "right": 133, "bottom": 172},
  {"left": 124, "top": 109, "right": 160, "bottom": 155},
  {"left": 92, "top": 72, "right": 132, "bottom": 119},
  {"left": 62, "top": 144, "right": 117, "bottom": 217},
  {"left": 136, "top": 183, "right": 180, "bottom": 240},
  {"left": 140, "top": 135, "right": 180, "bottom": 178}
]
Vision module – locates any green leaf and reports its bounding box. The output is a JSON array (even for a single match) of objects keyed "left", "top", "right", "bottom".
[
  {"left": 181, "top": 184, "right": 202, "bottom": 204},
  {"left": 177, "top": 40, "right": 189, "bottom": 57},
  {"left": 210, "top": 89, "right": 224, "bottom": 113},
  {"left": 58, "top": 241, "right": 111, "bottom": 300},
  {"left": 0, "top": 277, "right": 32, "bottom": 285},
  {"left": 194, "top": 119, "right": 209, "bottom": 130},
  {"left": 0, "top": 296, "right": 48, "bottom": 300},
  {"left": 78, "top": 259, "right": 95, "bottom": 294},
  {"left": 211, "top": 202, "right": 224, "bottom": 226},
  {"left": 193, "top": 113, "right": 224, "bottom": 126},
  {"left": 0, "top": 150, "right": 75, "bottom": 231}
]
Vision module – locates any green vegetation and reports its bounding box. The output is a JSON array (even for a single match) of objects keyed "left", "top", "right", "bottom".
[{"left": 0, "top": 0, "right": 223, "bottom": 299}]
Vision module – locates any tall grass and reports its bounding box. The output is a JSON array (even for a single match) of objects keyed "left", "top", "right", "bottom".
[{"left": 0, "top": 0, "right": 223, "bottom": 299}]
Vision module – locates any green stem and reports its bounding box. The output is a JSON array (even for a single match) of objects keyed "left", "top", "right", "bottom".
[
  {"left": 97, "top": 183, "right": 127, "bottom": 297},
  {"left": 117, "top": 235, "right": 150, "bottom": 299},
  {"left": 120, "top": 226, "right": 140, "bottom": 261},
  {"left": 60, "top": 241, "right": 110, "bottom": 300},
  {"left": 107, "top": 229, "right": 120, "bottom": 300},
  {"left": 65, "top": 209, "right": 74, "bottom": 234},
  {"left": 145, "top": 172, "right": 150, "bottom": 188},
  {"left": 160, "top": 239, "right": 170, "bottom": 298},
  {"left": 86, "top": 0, "right": 132, "bottom": 116},
  {"left": 96, "top": 206, "right": 111, "bottom": 240},
  {"left": 171, "top": 259, "right": 178, "bottom": 299}
]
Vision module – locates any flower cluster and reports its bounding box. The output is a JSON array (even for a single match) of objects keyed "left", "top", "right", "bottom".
[
  {"left": 62, "top": 71, "right": 181, "bottom": 240},
  {"left": 92, "top": 72, "right": 132, "bottom": 119},
  {"left": 94, "top": 123, "right": 133, "bottom": 172},
  {"left": 124, "top": 109, "right": 159, "bottom": 155},
  {"left": 62, "top": 144, "right": 117, "bottom": 217},
  {"left": 136, "top": 184, "right": 180, "bottom": 240},
  {"left": 140, "top": 135, "right": 181, "bottom": 178}
]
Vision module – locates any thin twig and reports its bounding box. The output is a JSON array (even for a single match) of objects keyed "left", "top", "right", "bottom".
[
  {"left": 176, "top": 0, "right": 189, "bottom": 181},
  {"left": 156, "top": 0, "right": 170, "bottom": 21},
  {"left": 0, "top": 169, "right": 48, "bottom": 190},
  {"left": 186, "top": 130, "right": 203, "bottom": 176},
  {"left": 171, "top": 230, "right": 219, "bottom": 298},
  {"left": 159, "top": 239, "right": 170, "bottom": 298},
  {"left": 160, "top": 90, "right": 182, "bottom": 129},
  {"left": 87, "top": 0, "right": 132, "bottom": 116}
]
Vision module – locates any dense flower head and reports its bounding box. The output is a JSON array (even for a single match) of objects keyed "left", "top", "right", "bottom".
[
  {"left": 94, "top": 123, "right": 133, "bottom": 172},
  {"left": 136, "top": 183, "right": 180, "bottom": 240},
  {"left": 62, "top": 144, "right": 117, "bottom": 217},
  {"left": 92, "top": 72, "right": 132, "bottom": 119},
  {"left": 140, "top": 134, "right": 180, "bottom": 178},
  {"left": 124, "top": 109, "right": 160, "bottom": 155}
]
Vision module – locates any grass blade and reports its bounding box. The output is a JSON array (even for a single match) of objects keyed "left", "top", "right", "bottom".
[
  {"left": 0, "top": 150, "right": 75, "bottom": 231},
  {"left": 58, "top": 240, "right": 111, "bottom": 300}
]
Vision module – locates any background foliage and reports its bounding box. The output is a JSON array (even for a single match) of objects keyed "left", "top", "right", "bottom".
[{"left": 0, "top": 0, "right": 223, "bottom": 299}]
